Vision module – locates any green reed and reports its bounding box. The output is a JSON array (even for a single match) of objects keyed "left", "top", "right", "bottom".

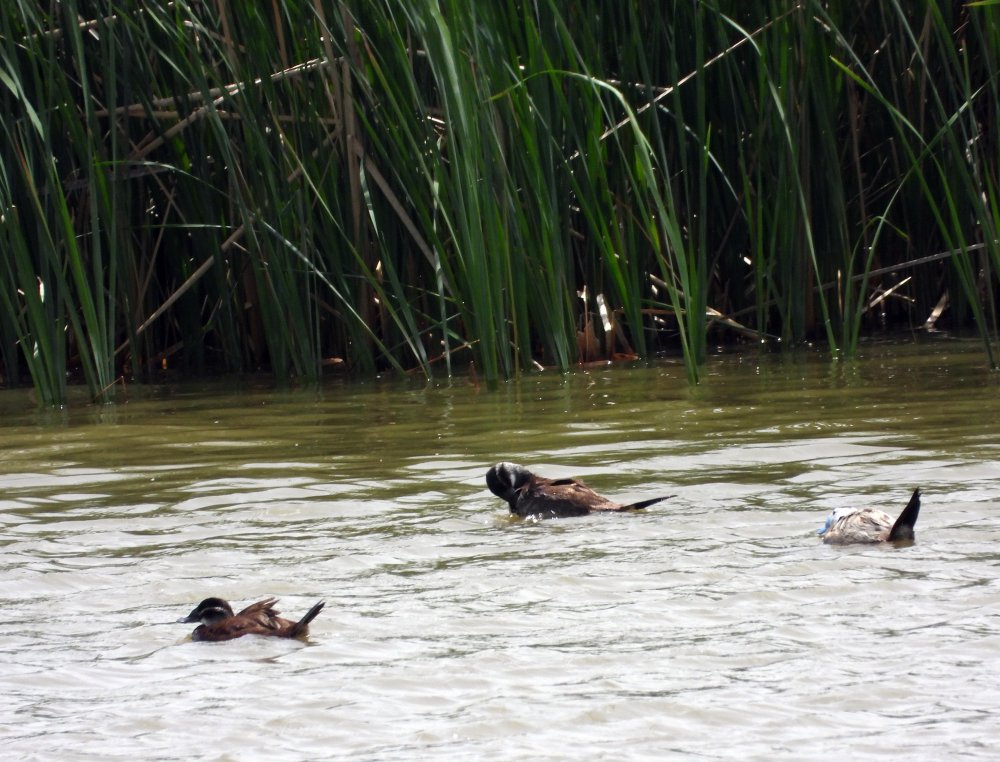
[
  {"left": 1, "top": 1, "right": 998, "bottom": 404},
  {"left": 823, "top": 1, "right": 1000, "bottom": 362}
]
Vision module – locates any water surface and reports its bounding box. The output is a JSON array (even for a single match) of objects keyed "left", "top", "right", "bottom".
[{"left": 1, "top": 338, "right": 998, "bottom": 760}]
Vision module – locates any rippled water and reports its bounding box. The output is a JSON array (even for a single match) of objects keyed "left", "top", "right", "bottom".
[{"left": 1, "top": 338, "right": 999, "bottom": 760}]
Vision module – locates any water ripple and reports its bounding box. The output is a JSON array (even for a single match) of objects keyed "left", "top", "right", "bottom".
[{"left": 0, "top": 342, "right": 999, "bottom": 759}]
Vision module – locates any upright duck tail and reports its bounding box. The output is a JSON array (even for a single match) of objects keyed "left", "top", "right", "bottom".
[
  {"left": 888, "top": 488, "right": 921, "bottom": 542},
  {"left": 289, "top": 600, "right": 326, "bottom": 638}
]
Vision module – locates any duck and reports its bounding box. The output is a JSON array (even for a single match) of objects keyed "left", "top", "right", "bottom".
[
  {"left": 817, "top": 488, "right": 921, "bottom": 545},
  {"left": 177, "top": 597, "right": 325, "bottom": 642},
  {"left": 486, "top": 461, "right": 671, "bottom": 519}
]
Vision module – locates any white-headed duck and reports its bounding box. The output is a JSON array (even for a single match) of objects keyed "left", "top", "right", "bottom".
[{"left": 817, "top": 489, "right": 921, "bottom": 545}]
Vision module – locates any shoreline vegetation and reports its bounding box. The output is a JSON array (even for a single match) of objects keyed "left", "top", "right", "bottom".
[{"left": 1, "top": 2, "right": 998, "bottom": 405}]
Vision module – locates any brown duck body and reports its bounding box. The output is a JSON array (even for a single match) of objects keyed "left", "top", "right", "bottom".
[
  {"left": 178, "top": 597, "right": 325, "bottom": 642},
  {"left": 486, "top": 462, "right": 670, "bottom": 519}
]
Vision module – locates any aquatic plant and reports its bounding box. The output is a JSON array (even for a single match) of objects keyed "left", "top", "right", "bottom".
[{"left": 0, "top": 1, "right": 997, "bottom": 403}]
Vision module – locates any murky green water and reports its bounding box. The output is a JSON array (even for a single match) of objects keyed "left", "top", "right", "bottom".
[{"left": 1, "top": 337, "right": 998, "bottom": 760}]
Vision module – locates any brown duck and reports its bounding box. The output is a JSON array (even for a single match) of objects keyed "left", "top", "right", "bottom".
[
  {"left": 177, "top": 597, "right": 325, "bottom": 642},
  {"left": 486, "top": 461, "right": 671, "bottom": 519}
]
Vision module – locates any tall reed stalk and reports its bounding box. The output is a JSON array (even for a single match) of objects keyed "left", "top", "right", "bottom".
[{"left": 0, "top": 1, "right": 998, "bottom": 404}]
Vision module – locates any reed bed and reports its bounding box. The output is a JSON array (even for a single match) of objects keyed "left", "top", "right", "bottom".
[{"left": 0, "top": 1, "right": 997, "bottom": 403}]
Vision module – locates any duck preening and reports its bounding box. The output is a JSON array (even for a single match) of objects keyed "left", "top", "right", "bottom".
[
  {"left": 486, "top": 461, "right": 671, "bottom": 519},
  {"left": 177, "top": 597, "right": 325, "bottom": 642},
  {"left": 817, "top": 488, "right": 921, "bottom": 545}
]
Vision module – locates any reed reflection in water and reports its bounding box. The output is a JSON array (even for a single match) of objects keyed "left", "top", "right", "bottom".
[{"left": 0, "top": 339, "right": 998, "bottom": 760}]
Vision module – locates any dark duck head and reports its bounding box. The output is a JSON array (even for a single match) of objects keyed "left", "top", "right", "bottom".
[
  {"left": 817, "top": 488, "right": 921, "bottom": 545},
  {"left": 486, "top": 461, "right": 671, "bottom": 519},
  {"left": 177, "top": 597, "right": 326, "bottom": 642}
]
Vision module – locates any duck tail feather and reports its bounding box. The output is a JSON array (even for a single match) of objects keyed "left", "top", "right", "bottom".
[
  {"left": 888, "top": 488, "right": 921, "bottom": 542},
  {"left": 290, "top": 600, "right": 326, "bottom": 637},
  {"left": 623, "top": 495, "right": 673, "bottom": 511}
]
